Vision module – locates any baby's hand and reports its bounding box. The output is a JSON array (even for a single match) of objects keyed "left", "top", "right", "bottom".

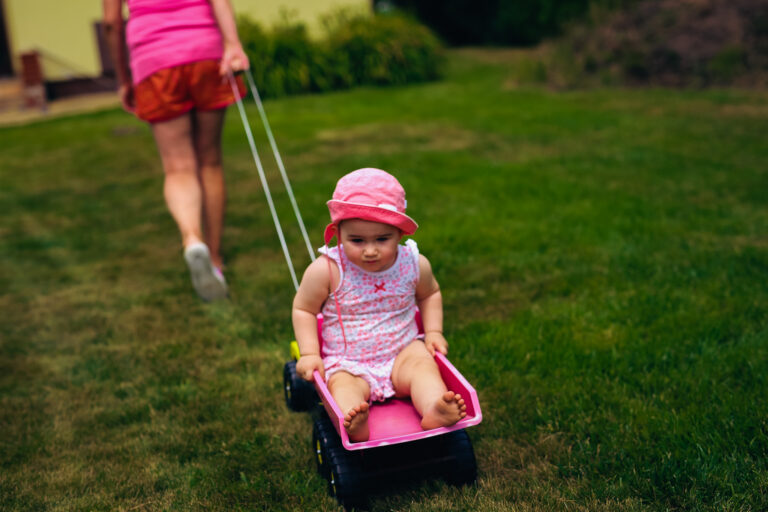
[
  {"left": 296, "top": 354, "right": 324, "bottom": 382},
  {"left": 424, "top": 332, "right": 448, "bottom": 356}
]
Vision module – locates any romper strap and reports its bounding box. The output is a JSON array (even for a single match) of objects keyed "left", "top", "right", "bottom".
[{"left": 325, "top": 252, "right": 348, "bottom": 358}]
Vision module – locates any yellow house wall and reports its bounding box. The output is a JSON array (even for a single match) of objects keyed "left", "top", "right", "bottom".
[
  {"left": 3, "top": 0, "right": 369, "bottom": 80},
  {"left": 4, "top": 0, "right": 104, "bottom": 80},
  {"left": 234, "top": 0, "right": 369, "bottom": 31}
]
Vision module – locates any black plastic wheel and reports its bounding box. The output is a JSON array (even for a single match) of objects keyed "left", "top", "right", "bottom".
[
  {"left": 312, "top": 412, "right": 341, "bottom": 477},
  {"left": 327, "top": 446, "right": 366, "bottom": 510},
  {"left": 442, "top": 429, "right": 477, "bottom": 486},
  {"left": 283, "top": 360, "right": 316, "bottom": 411}
]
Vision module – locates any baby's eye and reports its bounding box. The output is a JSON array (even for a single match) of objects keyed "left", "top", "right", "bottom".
[
  {"left": 350, "top": 238, "right": 364, "bottom": 243},
  {"left": 377, "top": 237, "right": 391, "bottom": 242}
]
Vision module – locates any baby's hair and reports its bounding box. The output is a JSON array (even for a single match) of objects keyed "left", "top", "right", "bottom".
[{"left": 337, "top": 219, "right": 403, "bottom": 234}]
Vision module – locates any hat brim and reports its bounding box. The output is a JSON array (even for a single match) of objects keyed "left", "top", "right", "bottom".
[{"left": 324, "top": 200, "right": 418, "bottom": 244}]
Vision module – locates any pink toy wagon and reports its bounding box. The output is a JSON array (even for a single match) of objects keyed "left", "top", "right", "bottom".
[
  {"left": 228, "top": 69, "right": 483, "bottom": 510},
  {"left": 283, "top": 313, "right": 483, "bottom": 509}
]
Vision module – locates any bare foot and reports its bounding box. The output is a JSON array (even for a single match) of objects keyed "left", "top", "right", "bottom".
[
  {"left": 343, "top": 402, "right": 370, "bottom": 442},
  {"left": 421, "top": 391, "right": 467, "bottom": 430}
]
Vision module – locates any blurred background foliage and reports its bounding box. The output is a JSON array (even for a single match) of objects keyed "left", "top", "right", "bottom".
[
  {"left": 376, "top": 0, "right": 642, "bottom": 46},
  {"left": 236, "top": 0, "right": 767, "bottom": 93},
  {"left": 236, "top": 10, "right": 443, "bottom": 98},
  {"left": 376, "top": 0, "right": 768, "bottom": 88}
]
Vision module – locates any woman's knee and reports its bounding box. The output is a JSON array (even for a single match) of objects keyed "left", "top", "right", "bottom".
[{"left": 162, "top": 157, "right": 198, "bottom": 177}]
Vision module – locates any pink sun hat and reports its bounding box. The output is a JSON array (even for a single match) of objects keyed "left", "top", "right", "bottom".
[{"left": 324, "top": 168, "right": 418, "bottom": 244}]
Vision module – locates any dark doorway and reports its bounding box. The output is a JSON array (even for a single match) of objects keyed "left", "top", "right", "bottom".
[
  {"left": 94, "top": 21, "right": 115, "bottom": 77},
  {"left": 0, "top": 0, "right": 13, "bottom": 76}
]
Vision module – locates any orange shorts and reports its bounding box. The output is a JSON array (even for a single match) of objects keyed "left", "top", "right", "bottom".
[{"left": 133, "top": 60, "right": 246, "bottom": 123}]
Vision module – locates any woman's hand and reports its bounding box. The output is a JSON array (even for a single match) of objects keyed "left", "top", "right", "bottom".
[
  {"left": 209, "top": 0, "right": 249, "bottom": 76},
  {"left": 424, "top": 331, "right": 448, "bottom": 356},
  {"left": 118, "top": 83, "right": 135, "bottom": 113},
  {"left": 219, "top": 43, "right": 250, "bottom": 76},
  {"left": 296, "top": 354, "right": 325, "bottom": 382}
]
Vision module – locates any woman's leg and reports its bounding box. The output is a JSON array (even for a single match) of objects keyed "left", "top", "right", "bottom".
[
  {"left": 391, "top": 340, "right": 467, "bottom": 429},
  {"left": 192, "top": 108, "right": 227, "bottom": 269},
  {"left": 327, "top": 371, "right": 371, "bottom": 442},
  {"left": 151, "top": 113, "right": 204, "bottom": 248},
  {"left": 152, "top": 113, "right": 227, "bottom": 301}
]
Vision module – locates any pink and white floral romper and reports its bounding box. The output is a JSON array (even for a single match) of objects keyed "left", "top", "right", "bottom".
[{"left": 319, "top": 239, "right": 420, "bottom": 402}]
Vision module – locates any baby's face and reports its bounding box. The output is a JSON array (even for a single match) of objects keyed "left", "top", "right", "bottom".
[{"left": 339, "top": 219, "right": 402, "bottom": 272}]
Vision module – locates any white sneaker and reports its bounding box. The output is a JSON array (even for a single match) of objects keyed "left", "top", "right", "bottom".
[{"left": 183, "top": 242, "right": 228, "bottom": 301}]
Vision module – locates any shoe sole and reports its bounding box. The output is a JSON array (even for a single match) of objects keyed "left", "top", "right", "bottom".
[{"left": 185, "top": 245, "right": 228, "bottom": 302}]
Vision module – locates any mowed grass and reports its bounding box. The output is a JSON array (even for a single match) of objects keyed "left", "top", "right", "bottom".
[{"left": 1, "top": 49, "right": 767, "bottom": 511}]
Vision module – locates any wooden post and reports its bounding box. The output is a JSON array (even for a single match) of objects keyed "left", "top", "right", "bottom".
[{"left": 20, "top": 50, "right": 47, "bottom": 111}]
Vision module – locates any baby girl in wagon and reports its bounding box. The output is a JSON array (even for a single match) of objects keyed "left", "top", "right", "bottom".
[{"left": 292, "top": 168, "right": 466, "bottom": 442}]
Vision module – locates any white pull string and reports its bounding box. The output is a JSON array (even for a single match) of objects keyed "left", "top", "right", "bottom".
[
  {"left": 243, "top": 69, "right": 316, "bottom": 263},
  {"left": 228, "top": 73, "right": 299, "bottom": 292}
]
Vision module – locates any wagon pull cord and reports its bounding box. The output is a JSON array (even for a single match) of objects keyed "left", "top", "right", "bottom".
[
  {"left": 242, "top": 69, "right": 315, "bottom": 263},
  {"left": 227, "top": 70, "right": 317, "bottom": 293},
  {"left": 228, "top": 71, "right": 349, "bottom": 360}
]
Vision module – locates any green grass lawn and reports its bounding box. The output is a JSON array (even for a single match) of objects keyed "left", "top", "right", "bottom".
[{"left": 1, "top": 49, "right": 767, "bottom": 511}]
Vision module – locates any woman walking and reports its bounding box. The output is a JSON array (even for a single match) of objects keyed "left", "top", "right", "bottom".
[{"left": 103, "top": 0, "right": 249, "bottom": 301}]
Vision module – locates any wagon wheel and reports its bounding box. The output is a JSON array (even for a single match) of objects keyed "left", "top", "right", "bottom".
[
  {"left": 283, "top": 360, "right": 316, "bottom": 411},
  {"left": 442, "top": 429, "right": 477, "bottom": 486},
  {"left": 327, "top": 446, "right": 366, "bottom": 510},
  {"left": 312, "top": 412, "right": 341, "bottom": 477}
]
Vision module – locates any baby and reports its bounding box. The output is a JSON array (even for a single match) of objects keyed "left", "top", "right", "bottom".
[{"left": 292, "top": 168, "right": 466, "bottom": 442}]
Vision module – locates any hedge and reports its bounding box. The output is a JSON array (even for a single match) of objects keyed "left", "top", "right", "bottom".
[{"left": 237, "top": 11, "right": 443, "bottom": 98}]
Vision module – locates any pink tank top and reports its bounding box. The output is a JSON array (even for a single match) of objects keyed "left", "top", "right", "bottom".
[
  {"left": 125, "top": 0, "right": 224, "bottom": 84},
  {"left": 320, "top": 240, "right": 421, "bottom": 369}
]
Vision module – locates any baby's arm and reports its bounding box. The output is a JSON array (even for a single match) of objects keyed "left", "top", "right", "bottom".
[
  {"left": 292, "top": 257, "right": 333, "bottom": 381},
  {"left": 415, "top": 255, "right": 448, "bottom": 356}
]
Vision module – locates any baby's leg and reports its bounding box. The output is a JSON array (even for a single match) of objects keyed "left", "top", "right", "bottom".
[
  {"left": 391, "top": 341, "right": 467, "bottom": 430},
  {"left": 327, "top": 371, "right": 371, "bottom": 442}
]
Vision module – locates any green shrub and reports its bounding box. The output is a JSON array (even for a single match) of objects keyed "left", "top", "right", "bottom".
[
  {"left": 237, "top": 17, "right": 272, "bottom": 91},
  {"left": 237, "top": 12, "right": 442, "bottom": 98},
  {"left": 325, "top": 13, "right": 443, "bottom": 86},
  {"left": 708, "top": 45, "right": 747, "bottom": 83},
  {"left": 237, "top": 17, "right": 320, "bottom": 98},
  {"left": 512, "top": 0, "right": 768, "bottom": 88}
]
